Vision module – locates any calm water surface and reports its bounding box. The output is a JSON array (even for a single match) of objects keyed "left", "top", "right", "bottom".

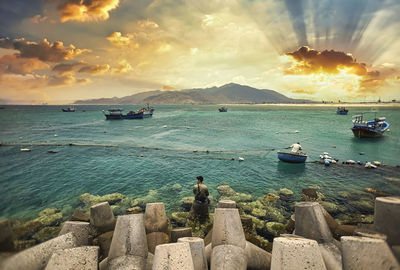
[{"left": 0, "top": 105, "right": 399, "bottom": 219}]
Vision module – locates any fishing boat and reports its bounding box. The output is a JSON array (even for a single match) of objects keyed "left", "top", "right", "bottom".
[
  {"left": 277, "top": 151, "right": 307, "bottom": 163},
  {"left": 336, "top": 107, "right": 348, "bottom": 115},
  {"left": 351, "top": 113, "right": 390, "bottom": 138},
  {"left": 218, "top": 106, "right": 228, "bottom": 112},
  {"left": 62, "top": 106, "right": 76, "bottom": 112},
  {"left": 103, "top": 105, "right": 155, "bottom": 120}
]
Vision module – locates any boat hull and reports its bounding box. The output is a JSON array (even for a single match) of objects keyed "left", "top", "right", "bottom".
[
  {"left": 277, "top": 152, "right": 307, "bottom": 163},
  {"left": 351, "top": 127, "right": 383, "bottom": 138},
  {"left": 337, "top": 111, "right": 348, "bottom": 115}
]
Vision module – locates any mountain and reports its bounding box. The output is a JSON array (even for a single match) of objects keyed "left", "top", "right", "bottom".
[{"left": 74, "top": 83, "right": 312, "bottom": 104}]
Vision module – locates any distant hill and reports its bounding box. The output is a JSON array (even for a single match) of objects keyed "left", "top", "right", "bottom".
[{"left": 74, "top": 83, "right": 312, "bottom": 104}]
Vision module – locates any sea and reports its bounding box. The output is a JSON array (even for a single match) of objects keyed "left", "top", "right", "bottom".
[{"left": 0, "top": 105, "right": 399, "bottom": 220}]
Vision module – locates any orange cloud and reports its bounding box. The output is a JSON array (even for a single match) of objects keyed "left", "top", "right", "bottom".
[
  {"left": 285, "top": 46, "right": 368, "bottom": 76},
  {"left": 48, "top": 74, "right": 90, "bottom": 86},
  {"left": 29, "top": 14, "right": 49, "bottom": 24},
  {"left": 78, "top": 64, "right": 110, "bottom": 75},
  {"left": 290, "top": 89, "right": 316, "bottom": 95},
  {"left": 107, "top": 32, "right": 133, "bottom": 47},
  {"left": 0, "top": 38, "right": 90, "bottom": 62},
  {"left": 0, "top": 54, "right": 49, "bottom": 75},
  {"left": 162, "top": 85, "right": 176, "bottom": 91},
  {"left": 111, "top": 60, "right": 132, "bottom": 74},
  {"left": 58, "top": 0, "right": 120, "bottom": 22},
  {"left": 52, "top": 61, "right": 86, "bottom": 75}
]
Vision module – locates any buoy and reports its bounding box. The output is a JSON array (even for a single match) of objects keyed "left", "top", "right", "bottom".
[
  {"left": 373, "top": 161, "right": 381, "bottom": 166},
  {"left": 54, "top": 134, "right": 58, "bottom": 137},
  {"left": 193, "top": 150, "right": 198, "bottom": 152},
  {"left": 230, "top": 157, "right": 235, "bottom": 160},
  {"left": 294, "top": 130, "right": 299, "bottom": 133},
  {"left": 359, "top": 152, "right": 365, "bottom": 155},
  {"left": 20, "top": 148, "right": 31, "bottom": 152},
  {"left": 365, "top": 162, "right": 377, "bottom": 169},
  {"left": 331, "top": 159, "right": 337, "bottom": 164},
  {"left": 238, "top": 157, "right": 244, "bottom": 161},
  {"left": 346, "top": 160, "right": 356, "bottom": 164},
  {"left": 324, "top": 159, "right": 331, "bottom": 166},
  {"left": 357, "top": 160, "right": 362, "bottom": 165},
  {"left": 162, "top": 125, "right": 167, "bottom": 128}
]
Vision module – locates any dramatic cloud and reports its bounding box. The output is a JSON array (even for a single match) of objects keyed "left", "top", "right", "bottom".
[
  {"left": 48, "top": 74, "right": 90, "bottom": 86},
  {"left": 107, "top": 32, "right": 133, "bottom": 47},
  {"left": 0, "top": 38, "right": 90, "bottom": 62},
  {"left": 290, "top": 89, "right": 317, "bottom": 95},
  {"left": 29, "top": 14, "right": 49, "bottom": 24},
  {"left": 52, "top": 61, "right": 86, "bottom": 75},
  {"left": 0, "top": 54, "right": 49, "bottom": 75},
  {"left": 111, "top": 60, "right": 132, "bottom": 74},
  {"left": 285, "top": 46, "right": 368, "bottom": 76},
  {"left": 78, "top": 64, "right": 110, "bottom": 75},
  {"left": 57, "top": 0, "right": 120, "bottom": 22}
]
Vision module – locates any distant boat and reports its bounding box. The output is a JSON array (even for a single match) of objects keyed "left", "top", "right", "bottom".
[
  {"left": 336, "top": 107, "right": 348, "bottom": 115},
  {"left": 62, "top": 106, "right": 76, "bottom": 112},
  {"left": 103, "top": 105, "right": 155, "bottom": 120},
  {"left": 219, "top": 106, "right": 228, "bottom": 112},
  {"left": 351, "top": 113, "right": 390, "bottom": 138},
  {"left": 277, "top": 151, "right": 307, "bottom": 163}
]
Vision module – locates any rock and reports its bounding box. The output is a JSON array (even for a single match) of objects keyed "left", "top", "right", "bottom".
[
  {"left": 264, "top": 222, "right": 286, "bottom": 240},
  {"left": 172, "top": 183, "right": 182, "bottom": 192},
  {"left": 126, "top": 206, "right": 142, "bottom": 214},
  {"left": 70, "top": 210, "right": 90, "bottom": 222},
  {"left": 338, "top": 213, "right": 374, "bottom": 225},
  {"left": 264, "top": 205, "right": 286, "bottom": 223},
  {"left": 260, "top": 193, "right": 280, "bottom": 205},
  {"left": 171, "top": 228, "right": 192, "bottom": 243},
  {"left": 45, "top": 246, "right": 99, "bottom": 270},
  {"left": 0, "top": 219, "right": 14, "bottom": 252},
  {"left": 217, "top": 185, "right": 237, "bottom": 197},
  {"left": 278, "top": 188, "right": 294, "bottom": 197},
  {"left": 251, "top": 208, "right": 266, "bottom": 218},
  {"left": 13, "top": 239, "right": 36, "bottom": 251},
  {"left": 365, "top": 187, "right": 389, "bottom": 197},
  {"left": 131, "top": 190, "right": 159, "bottom": 208},
  {"left": 171, "top": 212, "right": 190, "bottom": 227},
  {"left": 302, "top": 188, "right": 318, "bottom": 201},
  {"left": 79, "top": 193, "right": 125, "bottom": 207},
  {"left": 94, "top": 231, "right": 114, "bottom": 259},
  {"left": 338, "top": 191, "right": 350, "bottom": 198},
  {"left": 181, "top": 197, "right": 194, "bottom": 211},
  {"left": 348, "top": 199, "right": 375, "bottom": 214},
  {"left": 38, "top": 208, "right": 58, "bottom": 217},
  {"left": 320, "top": 201, "right": 345, "bottom": 216},
  {"left": 32, "top": 226, "right": 61, "bottom": 243}
]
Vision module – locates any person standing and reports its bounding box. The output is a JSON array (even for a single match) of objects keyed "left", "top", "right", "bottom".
[
  {"left": 191, "top": 176, "right": 209, "bottom": 223},
  {"left": 286, "top": 142, "right": 302, "bottom": 153}
]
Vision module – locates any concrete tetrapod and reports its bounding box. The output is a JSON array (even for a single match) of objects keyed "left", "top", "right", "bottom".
[
  {"left": 58, "top": 221, "right": 90, "bottom": 246},
  {"left": 152, "top": 242, "right": 195, "bottom": 270},
  {"left": 171, "top": 227, "right": 192, "bottom": 243},
  {"left": 271, "top": 236, "right": 327, "bottom": 270},
  {"left": 212, "top": 208, "right": 246, "bottom": 249},
  {"left": 295, "top": 202, "right": 334, "bottom": 244},
  {"left": 210, "top": 244, "right": 247, "bottom": 270},
  {"left": 341, "top": 236, "right": 400, "bottom": 270},
  {"left": 90, "top": 202, "right": 116, "bottom": 232},
  {"left": 147, "top": 232, "right": 170, "bottom": 254},
  {"left": 178, "top": 237, "right": 208, "bottom": 270},
  {"left": 107, "top": 214, "right": 148, "bottom": 270},
  {"left": 1, "top": 232, "right": 78, "bottom": 270},
  {"left": 45, "top": 246, "right": 99, "bottom": 270},
  {"left": 144, "top": 202, "right": 169, "bottom": 234},
  {"left": 374, "top": 196, "right": 400, "bottom": 245},
  {"left": 217, "top": 200, "right": 237, "bottom": 208},
  {"left": 244, "top": 241, "right": 272, "bottom": 270}
]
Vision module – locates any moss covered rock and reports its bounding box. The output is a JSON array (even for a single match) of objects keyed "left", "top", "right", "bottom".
[
  {"left": 79, "top": 193, "right": 125, "bottom": 207},
  {"left": 320, "top": 201, "right": 345, "bottom": 216},
  {"left": 32, "top": 226, "right": 60, "bottom": 243},
  {"left": 171, "top": 212, "right": 190, "bottom": 227},
  {"left": 181, "top": 197, "right": 194, "bottom": 211},
  {"left": 265, "top": 222, "right": 286, "bottom": 240}
]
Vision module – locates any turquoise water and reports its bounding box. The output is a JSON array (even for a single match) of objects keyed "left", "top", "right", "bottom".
[{"left": 0, "top": 105, "right": 399, "bottom": 219}]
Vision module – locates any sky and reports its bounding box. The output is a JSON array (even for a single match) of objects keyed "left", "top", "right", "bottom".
[{"left": 0, "top": 0, "right": 400, "bottom": 104}]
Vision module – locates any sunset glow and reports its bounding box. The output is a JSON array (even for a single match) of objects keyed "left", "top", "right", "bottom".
[{"left": 0, "top": 0, "right": 399, "bottom": 104}]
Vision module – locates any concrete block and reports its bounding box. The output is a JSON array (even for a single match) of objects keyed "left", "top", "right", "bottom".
[
  {"left": 244, "top": 241, "right": 272, "bottom": 270},
  {"left": 171, "top": 227, "right": 192, "bottom": 243},
  {"left": 217, "top": 200, "right": 237, "bottom": 208},
  {"left": 212, "top": 208, "right": 246, "bottom": 249},
  {"left": 146, "top": 252, "right": 153, "bottom": 270},
  {"left": 45, "top": 246, "right": 98, "bottom": 270},
  {"left": 100, "top": 253, "right": 153, "bottom": 270},
  {"left": 99, "top": 257, "right": 108, "bottom": 270},
  {"left": 144, "top": 202, "right": 169, "bottom": 234},
  {"left": 295, "top": 202, "right": 333, "bottom": 243},
  {"left": 374, "top": 196, "right": 400, "bottom": 245},
  {"left": 178, "top": 237, "right": 208, "bottom": 270},
  {"left": 107, "top": 255, "right": 146, "bottom": 270},
  {"left": 152, "top": 242, "right": 195, "bottom": 270},
  {"left": 210, "top": 244, "right": 247, "bottom": 270},
  {"left": 90, "top": 202, "right": 115, "bottom": 232},
  {"left": 108, "top": 214, "right": 148, "bottom": 260},
  {"left": 1, "top": 232, "right": 78, "bottom": 270},
  {"left": 59, "top": 221, "right": 90, "bottom": 246},
  {"left": 205, "top": 243, "right": 212, "bottom": 266},
  {"left": 271, "top": 236, "right": 327, "bottom": 270},
  {"left": 147, "top": 231, "right": 170, "bottom": 254},
  {"left": 341, "top": 236, "right": 400, "bottom": 270},
  {"left": 95, "top": 231, "right": 113, "bottom": 260},
  {"left": 319, "top": 243, "right": 342, "bottom": 270},
  {"left": 354, "top": 227, "right": 387, "bottom": 240},
  {"left": 0, "top": 219, "right": 14, "bottom": 252}
]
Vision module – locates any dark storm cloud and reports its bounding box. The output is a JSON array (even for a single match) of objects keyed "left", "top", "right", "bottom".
[{"left": 284, "top": 0, "right": 309, "bottom": 47}]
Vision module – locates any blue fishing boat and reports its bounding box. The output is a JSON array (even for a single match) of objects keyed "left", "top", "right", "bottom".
[
  {"left": 351, "top": 113, "right": 390, "bottom": 138},
  {"left": 336, "top": 107, "right": 348, "bottom": 115},
  {"left": 62, "top": 106, "right": 75, "bottom": 112},
  {"left": 277, "top": 151, "right": 307, "bottom": 163},
  {"left": 103, "top": 106, "right": 154, "bottom": 120}
]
